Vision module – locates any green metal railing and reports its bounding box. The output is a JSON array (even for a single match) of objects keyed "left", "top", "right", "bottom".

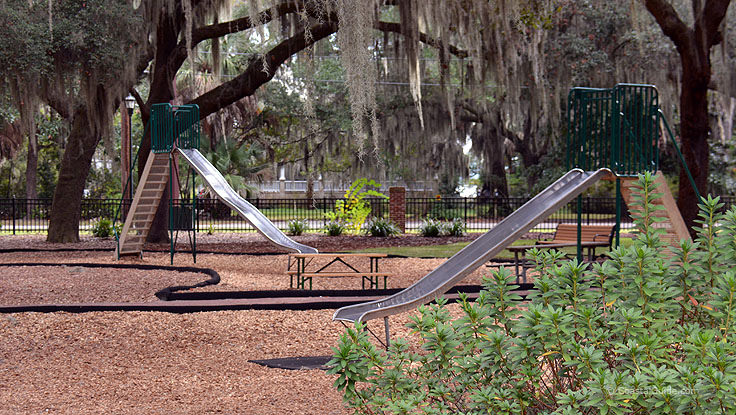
[
  {"left": 567, "top": 83, "right": 659, "bottom": 176},
  {"left": 151, "top": 103, "right": 174, "bottom": 153},
  {"left": 173, "top": 105, "right": 200, "bottom": 149},
  {"left": 151, "top": 103, "right": 200, "bottom": 152}
]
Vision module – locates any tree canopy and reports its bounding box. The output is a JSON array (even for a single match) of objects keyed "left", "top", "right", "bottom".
[{"left": 0, "top": 0, "right": 734, "bottom": 241}]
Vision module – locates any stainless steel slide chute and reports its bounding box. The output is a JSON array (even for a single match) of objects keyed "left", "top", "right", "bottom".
[
  {"left": 333, "top": 168, "right": 611, "bottom": 323},
  {"left": 177, "top": 148, "right": 318, "bottom": 254}
]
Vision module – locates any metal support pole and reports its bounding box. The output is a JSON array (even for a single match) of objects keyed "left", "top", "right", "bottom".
[
  {"left": 615, "top": 178, "right": 622, "bottom": 248},
  {"left": 576, "top": 195, "right": 583, "bottom": 262},
  {"left": 169, "top": 155, "right": 174, "bottom": 265},
  {"left": 192, "top": 168, "right": 197, "bottom": 264},
  {"left": 127, "top": 107, "right": 134, "bottom": 202},
  {"left": 384, "top": 316, "right": 391, "bottom": 348}
]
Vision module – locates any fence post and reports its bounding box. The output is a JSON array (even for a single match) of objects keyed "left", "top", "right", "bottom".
[
  {"left": 389, "top": 187, "right": 406, "bottom": 233},
  {"left": 12, "top": 197, "right": 16, "bottom": 235},
  {"left": 323, "top": 197, "right": 327, "bottom": 227},
  {"left": 464, "top": 198, "right": 468, "bottom": 224}
]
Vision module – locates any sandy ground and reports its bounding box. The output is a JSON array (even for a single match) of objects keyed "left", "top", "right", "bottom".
[{"left": 0, "top": 234, "right": 495, "bottom": 414}]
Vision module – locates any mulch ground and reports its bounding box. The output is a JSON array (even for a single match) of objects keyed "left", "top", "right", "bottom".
[{"left": 0, "top": 233, "right": 499, "bottom": 415}]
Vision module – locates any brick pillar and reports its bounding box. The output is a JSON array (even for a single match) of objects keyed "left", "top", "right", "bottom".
[{"left": 389, "top": 186, "right": 406, "bottom": 233}]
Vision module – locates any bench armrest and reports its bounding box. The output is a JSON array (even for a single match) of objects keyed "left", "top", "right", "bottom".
[{"left": 593, "top": 233, "right": 612, "bottom": 242}]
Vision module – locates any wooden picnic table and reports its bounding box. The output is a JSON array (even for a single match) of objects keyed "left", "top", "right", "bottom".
[{"left": 287, "top": 253, "right": 391, "bottom": 290}]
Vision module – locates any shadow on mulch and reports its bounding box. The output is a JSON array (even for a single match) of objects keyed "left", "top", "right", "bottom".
[{"left": 249, "top": 355, "right": 332, "bottom": 371}]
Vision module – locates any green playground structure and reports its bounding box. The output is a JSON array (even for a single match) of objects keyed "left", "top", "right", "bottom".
[
  {"left": 114, "top": 103, "right": 317, "bottom": 263},
  {"left": 566, "top": 83, "right": 699, "bottom": 256}
]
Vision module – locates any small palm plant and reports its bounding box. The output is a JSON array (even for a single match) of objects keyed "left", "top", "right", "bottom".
[{"left": 197, "top": 138, "right": 268, "bottom": 198}]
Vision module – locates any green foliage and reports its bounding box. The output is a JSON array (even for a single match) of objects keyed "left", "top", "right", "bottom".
[
  {"left": 287, "top": 219, "right": 308, "bottom": 236},
  {"left": 198, "top": 138, "right": 267, "bottom": 198},
  {"left": 418, "top": 218, "right": 443, "bottom": 237},
  {"left": 325, "top": 178, "right": 388, "bottom": 235},
  {"left": 445, "top": 217, "right": 466, "bottom": 236},
  {"left": 330, "top": 172, "right": 736, "bottom": 414},
  {"left": 428, "top": 198, "right": 455, "bottom": 220},
  {"left": 0, "top": 0, "right": 142, "bottom": 81},
  {"left": 91, "top": 218, "right": 113, "bottom": 238},
  {"left": 364, "top": 217, "right": 400, "bottom": 237},
  {"left": 419, "top": 217, "right": 465, "bottom": 237},
  {"left": 324, "top": 220, "right": 346, "bottom": 236}
]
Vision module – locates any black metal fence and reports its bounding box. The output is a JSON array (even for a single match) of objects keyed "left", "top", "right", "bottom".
[
  {"left": 2, "top": 196, "right": 735, "bottom": 235},
  {"left": 407, "top": 196, "right": 633, "bottom": 233}
]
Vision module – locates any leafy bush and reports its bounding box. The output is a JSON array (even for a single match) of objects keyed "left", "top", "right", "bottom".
[
  {"left": 364, "top": 217, "right": 400, "bottom": 237},
  {"left": 91, "top": 219, "right": 113, "bottom": 238},
  {"left": 325, "top": 178, "right": 388, "bottom": 234},
  {"left": 418, "top": 218, "right": 443, "bottom": 237},
  {"left": 324, "top": 221, "right": 346, "bottom": 236},
  {"left": 445, "top": 217, "right": 466, "bottom": 236},
  {"left": 287, "top": 219, "right": 308, "bottom": 236},
  {"left": 429, "top": 198, "right": 454, "bottom": 220},
  {"left": 330, "top": 172, "right": 736, "bottom": 414}
]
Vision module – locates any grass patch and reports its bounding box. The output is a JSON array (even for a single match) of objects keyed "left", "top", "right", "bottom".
[
  {"left": 352, "top": 239, "right": 543, "bottom": 258},
  {"left": 352, "top": 238, "right": 628, "bottom": 259}
]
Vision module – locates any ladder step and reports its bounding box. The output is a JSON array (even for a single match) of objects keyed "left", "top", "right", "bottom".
[{"left": 133, "top": 215, "right": 155, "bottom": 221}]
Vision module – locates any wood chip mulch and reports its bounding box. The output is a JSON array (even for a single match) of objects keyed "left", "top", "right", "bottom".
[{"left": 0, "top": 234, "right": 499, "bottom": 414}]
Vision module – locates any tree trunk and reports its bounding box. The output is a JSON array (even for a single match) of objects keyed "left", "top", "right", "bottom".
[
  {"left": 677, "top": 57, "right": 710, "bottom": 236},
  {"left": 47, "top": 108, "right": 98, "bottom": 242},
  {"left": 25, "top": 131, "right": 38, "bottom": 215},
  {"left": 477, "top": 112, "right": 509, "bottom": 199},
  {"left": 643, "top": 0, "right": 731, "bottom": 237}
]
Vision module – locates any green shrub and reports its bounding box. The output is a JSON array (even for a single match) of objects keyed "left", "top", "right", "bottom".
[
  {"left": 287, "top": 219, "right": 308, "bottom": 236},
  {"left": 418, "top": 218, "right": 443, "bottom": 237},
  {"left": 364, "top": 217, "right": 400, "bottom": 237},
  {"left": 91, "top": 219, "right": 113, "bottom": 238},
  {"left": 330, "top": 172, "right": 736, "bottom": 414},
  {"left": 325, "top": 178, "right": 388, "bottom": 234},
  {"left": 324, "top": 221, "right": 346, "bottom": 236},
  {"left": 445, "top": 217, "right": 466, "bottom": 236}
]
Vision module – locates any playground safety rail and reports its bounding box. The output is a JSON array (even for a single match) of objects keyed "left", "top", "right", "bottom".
[{"left": 566, "top": 83, "right": 660, "bottom": 176}]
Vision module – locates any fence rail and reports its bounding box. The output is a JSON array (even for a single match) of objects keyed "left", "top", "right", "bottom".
[{"left": 2, "top": 196, "right": 734, "bottom": 235}]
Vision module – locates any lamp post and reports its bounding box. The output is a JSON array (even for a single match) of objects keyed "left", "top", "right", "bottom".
[{"left": 124, "top": 95, "right": 136, "bottom": 202}]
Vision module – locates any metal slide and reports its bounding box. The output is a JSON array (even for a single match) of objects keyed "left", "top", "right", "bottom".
[
  {"left": 333, "top": 168, "right": 611, "bottom": 323},
  {"left": 177, "top": 148, "right": 318, "bottom": 254}
]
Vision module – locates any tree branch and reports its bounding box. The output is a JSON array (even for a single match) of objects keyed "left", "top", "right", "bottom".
[
  {"left": 643, "top": 0, "right": 692, "bottom": 51},
  {"left": 376, "top": 21, "right": 469, "bottom": 58},
  {"left": 189, "top": 21, "right": 339, "bottom": 119},
  {"left": 170, "top": 1, "right": 329, "bottom": 74},
  {"left": 703, "top": 0, "right": 731, "bottom": 47}
]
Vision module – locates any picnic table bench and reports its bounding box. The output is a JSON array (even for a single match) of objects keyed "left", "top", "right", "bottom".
[
  {"left": 287, "top": 253, "right": 391, "bottom": 290},
  {"left": 507, "top": 224, "right": 615, "bottom": 282}
]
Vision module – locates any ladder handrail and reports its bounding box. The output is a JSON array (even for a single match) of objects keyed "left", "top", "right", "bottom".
[
  {"left": 658, "top": 109, "right": 701, "bottom": 202},
  {"left": 113, "top": 122, "right": 149, "bottom": 257}
]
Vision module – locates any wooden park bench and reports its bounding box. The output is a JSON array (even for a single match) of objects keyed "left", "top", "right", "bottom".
[
  {"left": 507, "top": 223, "right": 615, "bottom": 282},
  {"left": 287, "top": 253, "right": 391, "bottom": 290}
]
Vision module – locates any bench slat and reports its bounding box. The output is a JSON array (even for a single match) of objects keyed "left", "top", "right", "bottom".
[
  {"left": 287, "top": 271, "right": 390, "bottom": 277},
  {"left": 288, "top": 253, "right": 387, "bottom": 258},
  {"left": 542, "top": 224, "right": 614, "bottom": 244}
]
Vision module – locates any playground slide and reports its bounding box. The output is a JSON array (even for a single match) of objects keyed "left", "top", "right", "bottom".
[
  {"left": 333, "top": 168, "right": 611, "bottom": 323},
  {"left": 177, "top": 148, "right": 318, "bottom": 254}
]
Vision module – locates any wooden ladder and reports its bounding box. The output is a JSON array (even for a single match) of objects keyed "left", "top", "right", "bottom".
[
  {"left": 115, "top": 152, "right": 170, "bottom": 258},
  {"left": 619, "top": 171, "right": 691, "bottom": 245}
]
